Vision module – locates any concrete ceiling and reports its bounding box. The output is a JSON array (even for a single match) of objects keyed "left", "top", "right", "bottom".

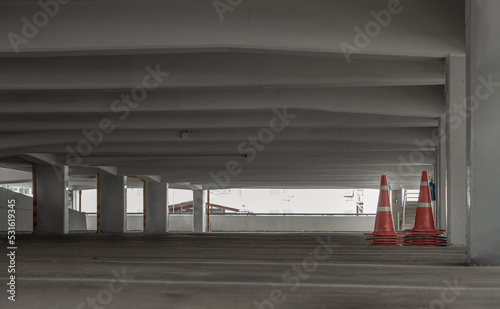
[{"left": 0, "top": 0, "right": 465, "bottom": 190}]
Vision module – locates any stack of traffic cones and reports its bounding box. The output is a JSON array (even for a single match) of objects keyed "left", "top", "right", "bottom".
[
  {"left": 365, "top": 175, "right": 403, "bottom": 246},
  {"left": 404, "top": 171, "right": 447, "bottom": 246}
]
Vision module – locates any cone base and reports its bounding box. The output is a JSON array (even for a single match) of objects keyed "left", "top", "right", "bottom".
[
  {"left": 405, "top": 228, "right": 445, "bottom": 233},
  {"left": 403, "top": 228, "right": 447, "bottom": 247},
  {"left": 365, "top": 232, "right": 404, "bottom": 246}
]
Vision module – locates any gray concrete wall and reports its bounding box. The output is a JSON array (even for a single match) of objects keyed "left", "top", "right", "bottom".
[
  {"left": 68, "top": 209, "right": 87, "bottom": 231},
  {"left": 87, "top": 214, "right": 146, "bottom": 231},
  {"left": 126, "top": 215, "right": 143, "bottom": 231},
  {"left": 86, "top": 214, "right": 191, "bottom": 232},
  {"left": 87, "top": 214, "right": 374, "bottom": 232},
  {"left": 0, "top": 187, "right": 33, "bottom": 232},
  {"left": 209, "top": 216, "right": 375, "bottom": 232},
  {"left": 0, "top": 187, "right": 87, "bottom": 232},
  {"left": 168, "top": 215, "right": 193, "bottom": 232}
]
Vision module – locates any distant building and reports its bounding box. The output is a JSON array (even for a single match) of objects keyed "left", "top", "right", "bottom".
[{"left": 169, "top": 201, "right": 242, "bottom": 214}]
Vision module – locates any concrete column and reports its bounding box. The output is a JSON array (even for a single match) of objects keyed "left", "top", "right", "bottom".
[
  {"left": 446, "top": 55, "right": 467, "bottom": 247},
  {"left": 436, "top": 125, "right": 447, "bottom": 231},
  {"left": 193, "top": 190, "right": 206, "bottom": 233},
  {"left": 36, "top": 165, "right": 69, "bottom": 234},
  {"left": 145, "top": 182, "right": 169, "bottom": 233},
  {"left": 467, "top": 0, "right": 500, "bottom": 266},
  {"left": 391, "top": 189, "right": 403, "bottom": 231},
  {"left": 100, "top": 175, "right": 127, "bottom": 233}
]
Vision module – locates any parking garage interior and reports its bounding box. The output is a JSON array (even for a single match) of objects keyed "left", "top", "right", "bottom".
[{"left": 1, "top": 0, "right": 500, "bottom": 308}]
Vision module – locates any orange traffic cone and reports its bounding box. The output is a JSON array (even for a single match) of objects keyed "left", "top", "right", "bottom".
[
  {"left": 365, "top": 175, "right": 403, "bottom": 246},
  {"left": 404, "top": 171, "right": 447, "bottom": 246}
]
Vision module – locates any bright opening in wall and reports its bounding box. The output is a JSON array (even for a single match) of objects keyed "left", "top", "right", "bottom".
[{"left": 167, "top": 188, "right": 380, "bottom": 215}]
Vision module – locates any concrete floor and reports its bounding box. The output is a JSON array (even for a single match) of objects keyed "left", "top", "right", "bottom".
[{"left": 1, "top": 233, "right": 499, "bottom": 309}]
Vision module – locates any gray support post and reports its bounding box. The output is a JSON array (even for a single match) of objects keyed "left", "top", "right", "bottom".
[
  {"left": 391, "top": 189, "right": 403, "bottom": 231},
  {"left": 466, "top": 0, "right": 500, "bottom": 265},
  {"left": 193, "top": 190, "right": 206, "bottom": 233},
  {"left": 37, "top": 165, "right": 69, "bottom": 234},
  {"left": 436, "top": 120, "right": 448, "bottom": 231},
  {"left": 100, "top": 175, "right": 127, "bottom": 233},
  {"left": 146, "top": 182, "right": 169, "bottom": 233},
  {"left": 446, "top": 55, "right": 467, "bottom": 246}
]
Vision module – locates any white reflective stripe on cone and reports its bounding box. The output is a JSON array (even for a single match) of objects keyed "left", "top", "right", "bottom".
[
  {"left": 377, "top": 206, "right": 392, "bottom": 211},
  {"left": 420, "top": 182, "right": 428, "bottom": 186},
  {"left": 417, "top": 202, "right": 432, "bottom": 208},
  {"left": 380, "top": 186, "right": 389, "bottom": 190}
]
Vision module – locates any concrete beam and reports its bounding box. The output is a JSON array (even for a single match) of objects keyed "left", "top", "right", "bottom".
[
  {"left": 173, "top": 183, "right": 203, "bottom": 191},
  {"left": 12, "top": 142, "right": 435, "bottom": 157},
  {"left": 0, "top": 53, "right": 444, "bottom": 91},
  {"left": 0, "top": 86, "right": 445, "bottom": 117},
  {"left": 0, "top": 111, "right": 439, "bottom": 133},
  {"left": 198, "top": 181, "right": 424, "bottom": 190},
  {"left": 113, "top": 151, "right": 435, "bottom": 167},
  {"left": 0, "top": 0, "right": 464, "bottom": 57},
  {"left": 77, "top": 152, "right": 434, "bottom": 167},
  {"left": 94, "top": 166, "right": 118, "bottom": 176},
  {"left": 20, "top": 153, "right": 62, "bottom": 166},
  {"left": 140, "top": 175, "right": 162, "bottom": 183},
  {"left": 160, "top": 166, "right": 433, "bottom": 178},
  {"left": 0, "top": 128, "right": 439, "bottom": 150},
  {"left": 0, "top": 167, "right": 32, "bottom": 185}
]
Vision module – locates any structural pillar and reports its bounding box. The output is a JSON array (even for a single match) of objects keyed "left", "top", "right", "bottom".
[
  {"left": 100, "top": 175, "right": 127, "bottom": 233},
  {"left": 466, "top": 0, "right": 500, "bottom": 265},
  {"left": 145, "top": 182, "right": 169, "bottom": 233},
  {"left": 391, "top": 189, "right": 403, "bottom": 231},
  {"left": 446, "top": 55, "right": 467, "bottom": 246},
  {"left": 436, "top": 124, "right": 448, "bottom": 231},
  {"left": 193, "top": 190, "right": 206, "bottom": 233},
  {"left": 36, "top": 165, "right": 69, "bottom": 234}
]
